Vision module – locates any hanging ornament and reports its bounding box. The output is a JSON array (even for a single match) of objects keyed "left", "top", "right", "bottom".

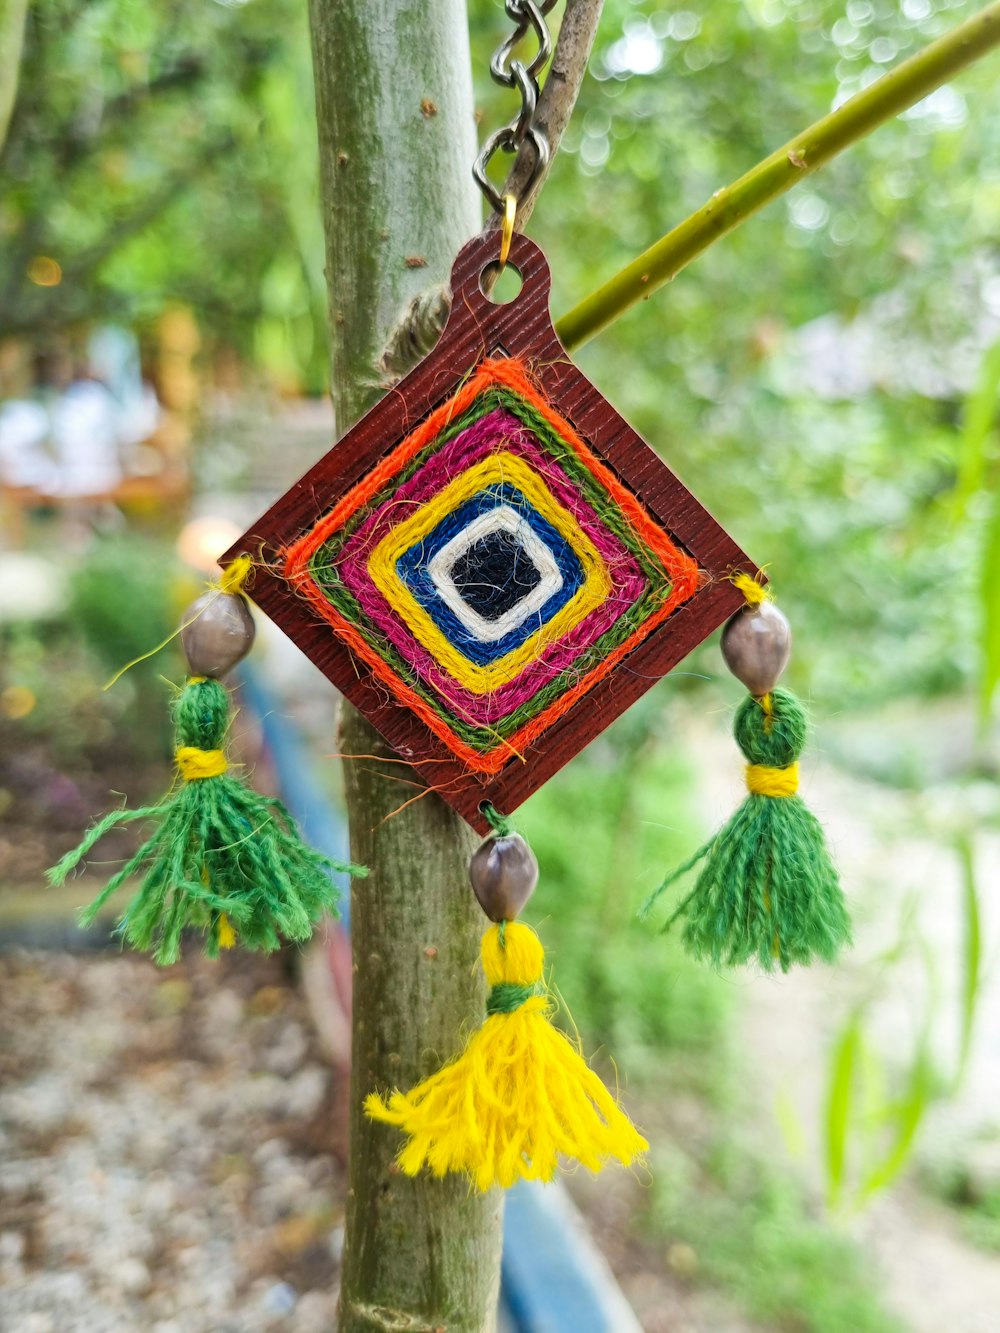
[
  {"left": 641, "top": 574, "right": 851, "bottom": 972},
  {"left": 365, "top": 807, "right": 648, "bottom": 1190},
  {"left": 221, "top": 89, "right": 758, "bottom": 832},
  {"left": 49, "top": 557, "right": 367, "bottom": 964},
  {"left": 198, "top": 0, "right": 851, "bottom": 1185}
]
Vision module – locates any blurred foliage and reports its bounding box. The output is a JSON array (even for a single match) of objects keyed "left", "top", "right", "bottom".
[
  {"left": 819, "top": 830, "right": 986, "bottom": 1211},
  {"left": 650, "top": 1134, "right": 903, "bottom": 1331},
  {"left": 518, "top": 690, "right": 730, "bottom": 1079},
  {"left": 0, "top": 618, "right": 129, "bottom": 769},
  {"left": 925, "top": 1152, "right": 1000, "bottom": 1252},
  {"left": 62, "top": 530, "right": 185, "bottom": 758},
  {"left": 69, "top": 530, "right": 181, "bottom": 687},
  {"left": 0, "top": 0, "right": 327, "bottom": 388},
  {"left": 6, "top": 0, "right": 995, "bottom": 691}
]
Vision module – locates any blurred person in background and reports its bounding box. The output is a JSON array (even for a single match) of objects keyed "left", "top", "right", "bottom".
[
  {"left": 43, "top": 348, "right": 124, "bottom": 500},
  {"left": 0, "top": 342, "right": 60, "bottom": 493}
]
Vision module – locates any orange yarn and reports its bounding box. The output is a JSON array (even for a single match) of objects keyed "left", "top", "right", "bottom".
[{"left": 284, "top": 358, "right": 701, "bottom": 774}]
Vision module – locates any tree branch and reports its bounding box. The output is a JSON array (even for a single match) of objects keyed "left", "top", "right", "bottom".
[
  {"left": 378, "top": 0, "right": 604, "bottom": 379},
  {"left": 0, "top": 134, "right": 236, "bottom": 339},
  {"left": 555, "top": 0, "right": 1000, "bottom": 350},
  {"left": 489, "top": 0, "right": 605, "bottom": 231}
]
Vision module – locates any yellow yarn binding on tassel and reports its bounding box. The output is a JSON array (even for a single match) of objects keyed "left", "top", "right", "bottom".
[
  {"left": 175, "top": 747, "right": 227, "bottom": 780},
  {"left": 731, "top": 569, "right": 769, "bottom": 607},
  {"left": 746, "top": 762, "right": 799, "bottom": 797},
  {"left": 364, "top": 921, "right": 648, "bottom": 1192}
]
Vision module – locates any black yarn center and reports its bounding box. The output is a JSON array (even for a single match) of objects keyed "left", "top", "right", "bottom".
[{"left": 451, "top": 529, "right": 542, "bottom": 621}]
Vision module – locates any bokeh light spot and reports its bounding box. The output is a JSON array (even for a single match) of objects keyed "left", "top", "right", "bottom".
[
  {"left": 26, "top": 256, "right": 62, "bottom": 287},
  {"left": 1, "top": 686, "right": 37, "bottom": 719}
]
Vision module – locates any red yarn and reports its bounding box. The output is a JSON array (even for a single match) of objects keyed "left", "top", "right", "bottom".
[{"left": 283, "top": 358, "right": 701, "bottom": 774}]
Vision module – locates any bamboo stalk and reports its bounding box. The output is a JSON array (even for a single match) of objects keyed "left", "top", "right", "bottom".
[{"left": 556, "top": 1, "right": 1000, "bottom": 350}]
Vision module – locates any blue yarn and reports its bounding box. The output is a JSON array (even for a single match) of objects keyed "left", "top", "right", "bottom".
[{"left": 396, "top": 483, "right": 584, "bottom": 666}]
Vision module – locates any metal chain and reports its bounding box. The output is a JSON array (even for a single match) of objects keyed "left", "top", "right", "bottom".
[{"left": 473, "top": 0, "right": 558, "bottom": 214}]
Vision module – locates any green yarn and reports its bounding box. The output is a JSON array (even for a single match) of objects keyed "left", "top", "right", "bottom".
[
  {"left": 486, "top": 981, "right": 543, "bottom": 1014},
  {"left": 306, "top": 386, "right": 677, "bottom": 754},
  {"left": 481, "top": 802, "right": 514, "bottom": 837},
  {"left": 641, "top": 688, "right": 851, "bottom": 973},
  {"left": 48, "top": 677, "right": 367, "bottom": 965}
]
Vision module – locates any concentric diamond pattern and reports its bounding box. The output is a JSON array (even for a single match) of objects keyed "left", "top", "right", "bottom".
[
  {"left": 283, "top": 360, "right": 700, "bottom": 774},
  {"left": 226, "top": 231, "right": 758, "bottom": 829}
]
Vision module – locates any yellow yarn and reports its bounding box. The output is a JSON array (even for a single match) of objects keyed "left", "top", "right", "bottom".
[
  {"left": 218, "top": 553, "right": 253, "bottom": 595},
  {"left": 175, "top": 747, "right": 228, "bottom": 780},
  {"left": 366, "top": 452, "right": 610, "bottom": 695},
  {"left": 217, "top": 914, "right": 237, "bottom": 949},
  {"left": 731, "top": 569, "right": 768, "bottom": 607},
  {"left": 103, "top": 557, "right": 253, "bottom": 692},
  {"left": 746, "top": 762, "right": 799, "bottom": 797},
  {"left": 365, "top": 921, "right": 648, "bottom": 1192}
]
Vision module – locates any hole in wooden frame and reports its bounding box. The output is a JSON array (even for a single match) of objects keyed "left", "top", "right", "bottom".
[{"left": 480, "top": 262, "right": 523, "bottom": 305}]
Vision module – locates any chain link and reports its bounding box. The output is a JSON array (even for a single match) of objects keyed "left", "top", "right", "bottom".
[{"left": 473, "top": 0, "right": 558, "bottom": 214}]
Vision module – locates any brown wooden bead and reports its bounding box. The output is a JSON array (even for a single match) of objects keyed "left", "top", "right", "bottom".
[
  {"left": 181, "top": 592, "right": 256, "bottom": 678},
  {"left": 469, "top": 833, "right": 538, "bottom": 923},
  {"left": 720, "top": 600, "right": 792, "bottom": 696}
]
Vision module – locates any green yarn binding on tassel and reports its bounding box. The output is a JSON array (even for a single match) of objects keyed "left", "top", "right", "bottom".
[
  {"left": 641, "top": 687, "right": 850, "bottom": 973},
  {"left": 48, "top": 677, "right": 367, "bottom": 964}
]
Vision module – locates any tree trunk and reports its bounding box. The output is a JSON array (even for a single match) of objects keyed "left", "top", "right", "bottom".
[{"left": 306, "top": 3, "right": 503, "bottom": 1330}]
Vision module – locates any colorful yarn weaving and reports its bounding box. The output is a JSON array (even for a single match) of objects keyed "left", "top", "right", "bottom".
[
  {"left": 641, "top": 687, "right": 850, "bottom": 972},
  {"left": 49, "top": 677, "right": 367, "bottom": 964},
  {"left": 364, "top": 920, "right": 648, "bottom": 1191},
  {"left": 284, "top": 358, "right": 700, "bottom": 774}
]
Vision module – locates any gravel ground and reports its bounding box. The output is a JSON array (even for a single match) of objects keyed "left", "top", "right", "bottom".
[{"left": 0, "top": 949, "right": 346, "bottom": 1333}]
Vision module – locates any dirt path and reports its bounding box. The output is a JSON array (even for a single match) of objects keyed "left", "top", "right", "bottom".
[{"left": 0, "top": 950, "right": 345, "bottom": 1333}]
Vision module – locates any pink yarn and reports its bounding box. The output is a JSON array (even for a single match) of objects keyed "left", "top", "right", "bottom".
[{"left": 333, "top": 408, "right": 649, "bottom": 725}]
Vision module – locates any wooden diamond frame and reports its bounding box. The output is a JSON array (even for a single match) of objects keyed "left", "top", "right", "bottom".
[{"left": 223, "top": 231, "right": 760, "bottom": 834}]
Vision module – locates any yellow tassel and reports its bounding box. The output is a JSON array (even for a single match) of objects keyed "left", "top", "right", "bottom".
[{"left": 364, "top": 921, "right": 648, "bottom": 1191}]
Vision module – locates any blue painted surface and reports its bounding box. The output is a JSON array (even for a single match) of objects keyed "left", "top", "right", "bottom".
[
  {"left": 236, "top": 663, "right": 354, "bottom": 926},
  {"left": 501, "top": 1180, "right": 639, "bottom": 1332},
  {"left": 235, "top": 663, "right": 639, "bottom": 1333}
]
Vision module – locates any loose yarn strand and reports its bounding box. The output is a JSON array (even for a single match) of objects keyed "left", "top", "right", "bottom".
[{"left": 103, "top": 556, "right": 254, "bottom": 691}]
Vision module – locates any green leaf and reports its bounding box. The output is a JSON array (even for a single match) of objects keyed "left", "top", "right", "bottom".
[
  {"left": 825, "top": 1013, "right": 862, "bottom": 1209},
  {"left": 955, "top": 337, "right": 1000, "bottom": 514},
  {"left": 979, "top": 479, "right": 1000, "bottom": 717},
  {"left": 860, "top": 1042, "right": 935, "bottom": 1198},
  {"left": 954, "top": 835, "right": 983, "bottom": 1087}
]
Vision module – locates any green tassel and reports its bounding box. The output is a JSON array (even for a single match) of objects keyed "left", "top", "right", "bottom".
[
  {"left": 641, "top": 687, "right": 850, "bottom": 973},
  {"left": 48, "top": 676, "right": 367, "bottom": 964}
]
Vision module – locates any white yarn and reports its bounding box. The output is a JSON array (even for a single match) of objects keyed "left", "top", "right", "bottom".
[{"left": 428, "top": 505, "right": 563, "bottom": 644}]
